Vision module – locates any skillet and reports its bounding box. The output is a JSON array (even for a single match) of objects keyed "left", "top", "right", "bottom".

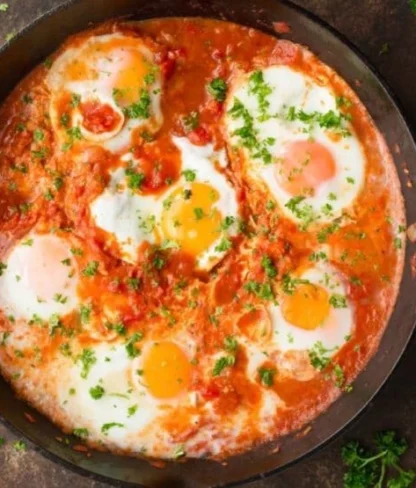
[{"left": 0, "top": 0, "right": 416, "bottom": 486}]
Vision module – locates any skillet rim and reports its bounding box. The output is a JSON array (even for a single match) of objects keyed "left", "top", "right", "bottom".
[{"left": 0, "top": 1, "right": 415, "bottom": 487}]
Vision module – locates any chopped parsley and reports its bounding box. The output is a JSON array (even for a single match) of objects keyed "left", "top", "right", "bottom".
[
  {"left": 125, "top": 164, "right": 145, "bottom": 190},
  {"left": 248, "top": 70, "right": 272, "bottom": 119},
  {"left": 286, "top": 106, "right": 351, "bottom": 137},
  {"left": 228, "top": 97, "right": 274, "bottom": 164},
  {"left": 89, "top": 384, "right": 105, "bottom": 400},
  {"left": 79, "top": 304, "right": 92, "bottom": 324},
  {"left": 224, "top": 335, "right": 238, "bottom": 352},
  {"left": 33, "top": 129, "right": 44, "bottom": 141},
  {"left": 212, "top": 355, "right": 235, "bottom": 376},
  {"left": 0, "top": 262, "right": 6, "bottom": 276},
  {"left": 281, "top": 274, "right": 310, "bottom": 295},
  {"left": 285, "top": 196, "right": 316, "bottom": 229},
  {"left": 193, "top": 207, "right": 205, "bottom": 220},
  {"left": 173, "top": 444, "right": 186, "bottom": 459},
  {"left": 82, "top": 261, "right": 99, "bottom": 277},
  {"left": 329, "top": 294, "right": 348, "bottom": 308},
  {"left": 70, "top": 93, "right": 81, "bottom": 108},
  {"left": 182, "top": 111, "right": 199, "bottom": 132},
  {"left": 0, "top": 3, "right": 9, "bottom": 12},
  {"left": 261, "top": 255, "right": 277, "bottom": 278},
  {"left": 123, "top": 89, "right": 151, "bottom": 119},
  {"left": 13, "top": 440, "right": 26, "bottom": 451},
  {"left": 309, "top": 251, "right": 328, "bottom": 262},
  {"left": 101, "top": 422, "right": 124, "bottom": 434},
  {"left": 125, "top": 332, "right": 143, "bottom": 359},
  {"left": 214, "top": 237, "right": 232, "bottom": 252},
  {"left": 244, "top": 280, "right": 275, "bottom": 301},
  {"left": 308, "top": 341, "right": 336, "bottom": 371},
  {"left": 182, "top": 169, "right": 196, "bottom": 182},
  {"left": 73, "top": 428, "right": 89, "bottom": 438},
  {"left": 77, "top": 348, "right": 97, "bottom": 379},
  {"left": 206, "top": 78, "right": 227, "bottom": 102},
  {"left": 258, "top": 367, "right": 276, "bottom": 387}
]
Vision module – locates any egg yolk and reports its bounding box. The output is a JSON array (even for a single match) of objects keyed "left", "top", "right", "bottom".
[
  {"left": 143, "top": 342, "right": 191, "bottom": 399},
  {"left": 25, "top": 236, "right": 76, "bottom": 302},
  {"left": 160, "top": 182, "right": 222, "bottom": 257},
  {"left": 276, "top": 140, "right": 336, "bottom": 196},
  {"left": 282, "top": 283, "right": 330, "bottom": 330},
  {"left": 65, "top": 38, "right": 151, "bottom": 105}
]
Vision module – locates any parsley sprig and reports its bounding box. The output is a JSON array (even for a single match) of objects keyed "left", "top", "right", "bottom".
[{"left": 342, "top": 431, "right": 415, "bottom": 488}]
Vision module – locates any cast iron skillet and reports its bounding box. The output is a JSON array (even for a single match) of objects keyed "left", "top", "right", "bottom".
[{"left": 0, "top": 1, "right": 415, "bottom": 486}]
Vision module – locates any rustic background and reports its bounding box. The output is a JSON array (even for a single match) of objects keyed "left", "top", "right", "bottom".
[{"left": 0, "top": 1, "right": 415, "bottom": 487}]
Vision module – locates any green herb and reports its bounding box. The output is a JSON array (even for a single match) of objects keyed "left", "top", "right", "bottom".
[
  {"left": 54, "top": 293, "right": 67, "bottom": 304},
  {"left": 309, "top": 251, "right": 328, "bottom": 262},
  {"left": 213, "top": 355, "right": 235, "bottom": 376},
  {"left": 123, "top": 89, "right": 151, "bottom": 119},
  {"left": 394, "top": 237, "right": 402, "bottom": 250},
  {"left": 60, "top": 113, "right": 69, "bottom": 127},
  {"left": 182, "top": 169, "right": 196, "bottom": 182},
  {"left": 333, "top": 364, "right": 346, "bottom": 388},
  {"left": 281, "top": 274, "right": 310, "bottom": 295},
  {"left": 286, "top": 106, "right": 351, "bottom": 137},
  {"left": 228, "top": 98, "right": 274, "bottom": 164},
  {"left": 214, "top": 237, "right": 232, "bottom": 252},
  {"left": 127, "top": 404, "right": 138, "bottom": 417},
  {"left": 33, "top": 129, "right": 44, "bottom": 141},
  {"left": 77, "top": 348, "right": 97, "bottom": 379},
  {"left": 13, "top": 440, "right": 26, "bottom": 451},
  {"left": 70, "top": 247, "right": 83, "bottom": 256},
  {"left": 79, "top": 304, "right": 91, "bottom": 324},
  {"left": 266, "top": 200, "right": 276, "bottom": 210},
  {"left": 126, "top": 277, "right": 140, "bottom": 290},
  {"left": 153, "top": 254, "right": 165, "bottom": 270},
  {"left": 258, "top": 367, "right": 276, "bottom": 387},
  {"left": 410, "top": 0, "right": 416, "bottom": 15},
  {"left": 0, "top": 437, "right": 5, "bottom": 447},
  {"left": 144, "top": 72, "right": 156, "bottom": 85},
  {"left": 317, "top": 221, "right": 340, "bottom": 243},
  {"left": 0, "top": 4, "right": 9, "bottom": 12},
  {"left": 43, "top": 58, "right": 53, "bottom": 69},
  {"left": 89, "top": 384, "right": 105, "bottom": 399},
  {"left": 350, "top": 276, "right": 362, "bottom": 286},
  {"left": 342, "top": 430, "right": 415, "bottom": 488},
  {"left": 244, "top": 280, "right": 275, "bottom": 301},
  {"left": 221, "top": 216, "right": 235, "bottom": 230},
  {"left": 22, "top": 238, "right": 33, "bottom": 246},
  {"left": 125, "top": 164, "right": 145, "bottom": 190},
  {"left": 70, "top": 93, "right": 81, "bottom": 108},
  {"left": 22, "top": 93, "right": 33, "bottom": 105},
  {"left": 82, "top": 261, "right": 99, "bottom": 277},
  {"left": 193, "top": 207, "right": 205, "bottom": 220},
  {"left": 125, "top": 332, "right": 143, "bottom": 359},
  {"left": 224, "top": 335, "right": 238, "bottom": 352},
  {"left": 248, "top": 70, "right": 273, "bottom": 119},
  {"left": 32, "top": 147, "right": 48, "bottom": 159},
  {"left": 0, "top": 262, "right": 6, "bottom": 276},
  {"left": 101, "top": 422, "right": 124, "bottom": 434},
  {"left": 73, "top": 428, "right": 89, "bottom": 438},
  {"left": 261, "top": 255, "right": 277, "bottom": 278},
  {"left": 207, "top": 78, "right": 227, "bottom": 102},
  {"left": 329, "top": 294, "right": 347, "bottom": 308},
  {"left": 182, "top": 111, "right": 199, "bottom": 131},
  {"left": 285, "top": 196, "right": 316, "bottom": 229},
  {"left": 308, "top": 341, "right": 336, "bottom": 371},
  {"left": 49, "top": 313, "right": 62, "bottom": 335},
  {"left": 379, "top": 42, "right": 390, "bottom": 55}
]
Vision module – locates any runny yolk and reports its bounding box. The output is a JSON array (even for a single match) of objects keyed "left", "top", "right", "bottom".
[
  {"left": 160, "top": 182, "right": 222, "bottom": 257},
  {"left": 275, "top": 140, "right": 336, "bottom": 196},
  {"left": 281, "top": 283, "right": 330, "bottom": 330},
  {"left": 143, "top": 342, "right": 191, "bottom": 399}
]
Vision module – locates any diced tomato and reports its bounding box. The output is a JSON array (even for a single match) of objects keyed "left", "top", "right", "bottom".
[
  {"left": 80, "top": 101, "right": 122, "bottom": 134},
  {"left": 201, "top": 383, "right": 221, "bottom": 400},
  {"left": 188, "top": 126, "right": 211, "bottom": 146}
]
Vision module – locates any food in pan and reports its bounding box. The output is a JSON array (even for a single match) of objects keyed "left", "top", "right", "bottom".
[{"left": 0, "top": 18, "right": 405, "bottom": 460}]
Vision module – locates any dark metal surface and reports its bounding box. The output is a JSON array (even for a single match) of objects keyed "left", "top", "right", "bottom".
[{"left": 0, "top": 1, "right": 415, "bottom": 487}]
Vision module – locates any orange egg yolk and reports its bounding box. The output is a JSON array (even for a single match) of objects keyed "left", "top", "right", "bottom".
[
  {"left": 26, "top": 237, "right": 76, "bottom": 302},
  {"left": 160, "top": 182, "right": 222, "bottom": 257},
  {"left": 275, "top": 140, "right": 336, "bottom": 196},
  {"left": 282, "top": 283, "right": 330, "bottom": 330},
  {"left": 65, "top": 38, "right": 151, "bottom": 105},
  {"left": 143, "top": 342, "right": 191, "bottom": 399}
]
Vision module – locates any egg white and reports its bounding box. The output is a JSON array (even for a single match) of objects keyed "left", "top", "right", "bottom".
[{"left": 0, "top": 234, "right": 79, "bottom": 321}]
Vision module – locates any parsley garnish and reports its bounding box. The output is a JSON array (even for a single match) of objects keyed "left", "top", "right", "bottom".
[
  {"left": 212, "top": 355, "right": 235, "bottom": 376},
  {"left": 125, "top": 332, "right": 143, "bottom": 359},
  {"left": 248, "top": 70, "right": 272, "bottom": 119},
  {"left": 182, "top": 111, "right": 199, "bottom": 131},
  {"left": 89, "top": 384, "right": 105, "bottom": 400},
  {"left": 261, "top": 255, "right": 277, "bottom": 278},
  {"left": 182, "top": 169, "right": 196, "bottom": 182},
  {"left": 125, "top": 164, "right": 145, "bottom": 190},
  {"left": 285, "top": 196, "right": 317, "bottom": 229},
  {"left": 281, "top": 274, "right": 310, "bottom": 295},
  {"left": 82, "top": 261, "right": 99, "bottom": 277},
  {"left": 73, "top": 428, "right": 89, "bottom": 438},
  {"left": 101, "top": 422, "right": 124, "bottom": 434},
  {"left": 207, "top": 78, "right": 227, "bottom": 102},
  {"left": 214, "top": 237, "right": 232, "bottom": 252},
  {"left": 258, "top": 367, "right": 276, "bottom": 387},
  {"left": 123, "top": 89, "right": 151, "bottom": 119},
  {"left": 77, "top": 348, "right": 97, "bottom": 379},
  {"left": 308, "top": 341, "right": 336, "bottom": 371},
  {"left": 342, "top": 430, "right": 415, "bottom": 488},
  {"left": 329, "top": 294, "right": 347, "bottom": 308}
]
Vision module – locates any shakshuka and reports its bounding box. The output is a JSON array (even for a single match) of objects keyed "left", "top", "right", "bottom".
[{"left": 0, "top": 18, "right": 405, "bottom": 460}]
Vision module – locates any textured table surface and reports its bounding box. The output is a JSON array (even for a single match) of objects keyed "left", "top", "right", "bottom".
[{"left": 0, "top": 1, "right": 415, "bottom": 487}]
